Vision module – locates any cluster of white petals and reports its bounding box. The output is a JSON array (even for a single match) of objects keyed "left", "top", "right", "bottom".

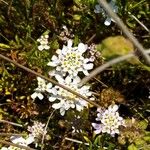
[
  {"left": 94, "top": 0, "right": 118, "bottom": 26},
  {"left": 28, "top": 121, "right": 47, "bottom": 139},
  {"left": 49, "top": 75, "right": 93, "bottom": 116},
  {"left": 47, "top": 39, "right": 93, "bottom": 77},
  {"left": 92, "top": 105, "right": 125, "bottom": 136},
  {"left": 32, "top": 38, "right": 95, "bottom": 115},
  {"left": 37, "top": 34, "right": 50, "bottom": 51},
  {"left": 31, "top": 77, "right": 54, "bottom": 100},
  {"left": 1, "top": 135, "right": 34, "bottom": 150}
]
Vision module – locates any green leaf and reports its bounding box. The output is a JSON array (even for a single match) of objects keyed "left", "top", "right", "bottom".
[
  {"left": 128, "top": 144, "right": 138, "bottom": 150},
  {"left": 94, "top": 135, "right": 102, "bottom": 145},
  {"left": 0, "top": 43, "right": 10, "bottom": 49},
  {"left": 73, "top": 14, "right": 81, "bottom": 21},
  {"left": 83, "top": 136, "right": 92, "bottom": 145},
  {"left": 137, "top": 120, "right": 148, "bottom": 130}
]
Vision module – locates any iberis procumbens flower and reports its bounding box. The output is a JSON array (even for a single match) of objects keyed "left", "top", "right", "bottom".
[
  {"left": 48, "top": 75, "right": 94, "bottom": 116},
  {"left": 37, "top": 34, "right": 50, "bottom": 51},
  {"left": 92, "top": 104, "right": 125, "bottom": 136},
  {"left": 47, "top": 39, "right": 93, "bottom": 77}
]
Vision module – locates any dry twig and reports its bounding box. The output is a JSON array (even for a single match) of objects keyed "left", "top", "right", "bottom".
[{"left": 0, "top": 120, "right": 23, "bottom": 127}]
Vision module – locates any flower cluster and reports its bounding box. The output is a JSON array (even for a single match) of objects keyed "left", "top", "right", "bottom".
[
  {"left": 32, "top": 39, "right": 94, "bottom": 115},
  {"left": 28, "top": 121, "right": 47, "bottom": 139},
  {"left": 48, "top": 39, "right": 93, "bottom": 77},
  {"left": 92, "top": 104, "right": 125, "bottom": 136},
  {"left": 37, "top": 34, "right": 50, "bottom": 51},
  {"left": 88, "top": 43, "right": 101, "bottom": 62},
  {"left": 49, "top": 75, "right": 93, "bottom": 115},
  {"left": 94, "top": 0, "right": 118, "bottom": 26},
  {"left": 1, "top": 135, "right": 34, "bottom": 150},
  {"left": 31, "top": 77, "right": 55, "bottom": 100},
  {"left": 59, "top": 25, "right": 74, "bottom": 41}
]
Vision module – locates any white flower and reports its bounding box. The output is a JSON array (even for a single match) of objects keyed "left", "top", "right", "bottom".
[
  {"left": 1, "top": 135, "right": 34, "bottom": 150},
  {"left": 28, "top": 121, "right": 47, "bottom": 139},
  {"left": 94, "top": 0, "right": 118, "bottom": 26},
  {"left": 92, "top": 104, "right": 125, "bottom": 136},
  {"left": 37, "top": 34, "right": 50, "bottom": 51},
  {"left": 31, "top": 77, "right": 54, "bottom": 100},
  {"left": 47, "top": 39, "right": 93, "bottom": 77},
  {"left": 48, "top": 75, "right": 94, "bottom": 116}
]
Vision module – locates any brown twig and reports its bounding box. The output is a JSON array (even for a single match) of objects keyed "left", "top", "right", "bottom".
[
  {"left": 98, "top": 0, "right": 150, "bottom": 65},
  {"left": 0, "top": 120, "right": 23, "bottom": 127},
  {"left": 0, "top": 133, "right": 25, "bottom": 136},
  {"left": 0, "top": 54, "right": 100, "bottom": 108}
]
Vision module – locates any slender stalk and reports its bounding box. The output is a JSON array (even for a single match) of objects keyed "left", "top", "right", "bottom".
[
  {"left": 41, "top": 110, "right": 55, "bottom": 150},
  {"left": 65, "top": 137, "right": 89, "bottom": 146},
  {"left": 0, "top": 120, "right": 23, "bottom": 127},
  {"left": 129, "top": 13, "right": 150, "bottom": 33},
  {"left": 0, "top": 133, "right": 25, "bottom": 136}
]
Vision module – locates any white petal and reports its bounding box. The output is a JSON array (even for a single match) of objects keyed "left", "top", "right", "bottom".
[
  {"left": 48, "top": 70, "right": 56, "bottom": 76},
  {"left": 92, "top": 123, "right": 101, "bottom": 130},
  {"left": 60, "top": 108, "right": 66, "bottom": 116},
  {"left": 37, "top": 93, "right": 44, "bottom": 100},
  {"left": 78, "top": 43, "right": 87, "bottom": 53},
  {"left": 76, "top": 104, "right": 83, "bottom": 111},
  {"left": 94, "top": 129, "right": 102, "bottom": 134},
  {"left": 61, "top": 46, "right": 68, "bottom": 55},
  {"left": 44, "top": 45, "right": 50, "bottom": 50},
  {"left": 37, "top": 77, "right": 45, "bottom": 83},
  {"left": 11, "top": 136, "right": 25, "bottom": 144},
  {"left": 38, "top": 45, "right": 44, "bottom": 51},
  {"left": 65, "top": 76, "right": 72, "bottom": 84},
  {"left": 51, "top": 55, "right": 58, "bottom": 61},
  {"left": 73, "top": 76, "right": 81, "bottom": 84},
  {"left": 51, "top": 88, "right": 58, "bottom": 95},
  {"left": 31, "top": 92, "right": 38, "bottom": 99},
  {"left": 26, "top": 135, "right": 34, "bottom": 144},
  {"left": 104, "top": 17, "right": 112, "bottom": 26},
  {"left": 46, "top": 83, "right": 52, "bottom": 89},
  {"left": 52, "top": 102, "right": 62, "bottom": 109},
  {"left": 67, "top": 39, "right": 73, "bottom": 48},
  {"left": 49, "top": 96, "right": 56, "bottom": 102},
  {"left": 79, "top": 100, "right": 87, "bottom": 107},
  {"left": 44, "top": 35, "right": 49, "bottom": 38},
  {"left": 56, "top": 49, "right": 61, "bottom": 54},
  {"left": 56, "top": 66, "right": 62, "bottom": 71},
  {"left": 37, "top": 38, "right": 41, "bottom": 42},
  {"left": 83, "top": 63, "right": 93, "bottom": 70},
  {"left": 84, "top": 58, "right": 90, "bottom": 63},
  {"left": 110, "top": 104, "right": 118, "bottom": 112},
  {"left": 55, "top": 74, "right": 64, "bottom": 83},
  {"left": 83, "top": 70, "right": 89, "bottom": 76},
  {"left": 47, "top": 61, "right": 57, "bottom": 67}
]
